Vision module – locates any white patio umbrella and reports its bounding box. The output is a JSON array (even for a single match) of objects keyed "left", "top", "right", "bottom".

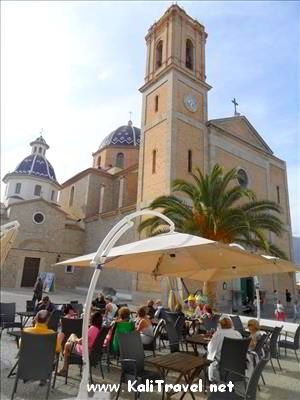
[
  {"left": 54, "top": 210, "right": 296, "bottom": 400},
  {"left": 0, "top": 221, "right": 20, "bottom": 267}
]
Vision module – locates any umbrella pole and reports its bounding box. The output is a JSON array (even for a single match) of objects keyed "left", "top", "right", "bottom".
[
  {"left": 76, "top": 210, "right": 175, "bottom": 400},
  {"left": 254, "top": 276, "right": 261, "bottom": 322}
]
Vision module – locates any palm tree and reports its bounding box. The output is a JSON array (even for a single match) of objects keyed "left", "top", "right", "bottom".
[{"left": 138, "top": 164, "right": 286, "bottom": 304}]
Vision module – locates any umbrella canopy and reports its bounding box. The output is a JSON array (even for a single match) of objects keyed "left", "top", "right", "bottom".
[
  {"left": 55, "top": 232, "right": 296, "bottom": 281},
  {"left": 0, "top": 221, "right": 20, "bottom": 267}
]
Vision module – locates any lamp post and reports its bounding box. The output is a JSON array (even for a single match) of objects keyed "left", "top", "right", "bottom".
[{"left": 76, "top": 210, "right": 175, "bottom": 400}]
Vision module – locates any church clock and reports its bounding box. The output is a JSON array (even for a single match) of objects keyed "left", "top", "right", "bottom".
[{"left": 184, "top": 94, "right": 197, "bottom": 113}]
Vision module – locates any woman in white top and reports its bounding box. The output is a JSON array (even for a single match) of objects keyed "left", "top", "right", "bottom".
[
  {"left": 207, "top": 317, "right": 242, "bottom": 382},
  {"left": 103, "top": 296, "right": 118, "bottom": 326},
  {"left": 135, "top": 306, "right": 154, "bottom": 345}
]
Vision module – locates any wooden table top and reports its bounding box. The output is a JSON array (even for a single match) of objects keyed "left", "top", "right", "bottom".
[
  {"left": 145, "top": 352, "right": 210, "bottom": 373},
  {"left": 186, "top": 334, "right": 211, "bottom": 345}
]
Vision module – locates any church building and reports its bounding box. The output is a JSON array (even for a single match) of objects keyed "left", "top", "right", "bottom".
[{"left": 1, "top": 5, "right": 295, "bottom": 306}]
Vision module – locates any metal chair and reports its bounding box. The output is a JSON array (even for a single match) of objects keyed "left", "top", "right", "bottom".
[
  {"left": 230, "top": 315, "right": 249, "bottom": 337},
  {"left": 164, "top": 312, "right": 185, "bottom": 353},
  {"left": 202, "top": 315, "right": 220, "bottom": 332},
  {"left": 0, "top": 303, "right": 22, "bottom": 332},
  {"left": 61, "top": 317, "right": 83, "bottom": 340},
  {"left": 64, "top": 327, "right": 109, "bottom": 384},
  {"left": 116, "top": 331, "right": 163, "bottom": 400},
  {"left": 268, "top": 326, "right": 283, "bottom": 373},
  {"left": 219, "top": 337, "right": 251, "bottom": 384},
  {"left": 47, "top": 309, "right": 62, "bottom": 332},
  {"left": 26, "top": 300, "right": 35, "bottom": 312},
  {"left": 208, "top": 353, "right": 270, "bottom": 400},
  {"left": 11, "top": 332, "right": 57, "bottom": 400},
  {"left": 278, "top": 324, "right": 300, "bottom": 362}
]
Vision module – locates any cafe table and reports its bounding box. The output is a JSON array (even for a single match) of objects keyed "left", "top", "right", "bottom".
[
  {"left": 16, "top": 311, "right": 36, "bottom": 329},
  {"left": 145, "top": 352, "right": 211, "bottom": 400},
  {"left": 186, "top": 334, "right": 211, "bottom": 354}
]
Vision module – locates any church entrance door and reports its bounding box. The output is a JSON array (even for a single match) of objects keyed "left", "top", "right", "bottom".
[
  {"left": 21, "top": 257, "right": 40, "bottom": 287},
  {"left": 240, "top": 277, "right": 255, "bottom": 303}
]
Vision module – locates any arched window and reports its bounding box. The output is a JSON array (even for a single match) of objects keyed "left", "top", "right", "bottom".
[
  {"left": 188, "top": 150, "right": 192, "bottom": 173},
  {"left": 38, "top": 147, "right": 42, "bottom": 154},
  {"left": 152, "top": 150, "right": 157, "bottom": 174},
  {"left": 15, "top": 183, "right": 22, "bottom": 194},
  {"left": 186, "top": 39, "right": 194, "bottom": 70},
  {"left": 237, "top": 169, "right": 248, "bottom": 188},
  {"left": 34, "top": 146, "right": 37, "bottom": 153},
  {"left": 97, "top": 156, "right": 101, "bottom": 168},
  {"left": 34, "top": 184, "right": 42, "bottom": 196},
  {"left": 69, "top": 186, "right": 75, "bottom": 206},
  {"left": 156, "top": 40, "right": 163, "bottom": 69},
  {"left": 155, "top": 95, "right": 159, "bottom": 112},
  {"left": 51, "top": 190, "right": 55, "bottom": 201},
  {"left": 116, "top": 153, "right": 124, "bottom": 169}
]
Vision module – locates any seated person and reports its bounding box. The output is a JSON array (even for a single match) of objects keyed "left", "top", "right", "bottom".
[
  {"left": 201, "top": 305, "right": 214, "bottom": 320},
  {"left": 147, "top": 300, "right": 156, "bottom": 320},
  {"left": 63, "top": 304, "right": 77, "bottom": 319},
  {"left": 247, "top": 319, "right": 262, "bottom": 350},
  {"left": 93, "top": 292, "right": 106, "bottom": 309},
  {"left": 183, "top": 295, "right": 197, "bottom": 317},
  {"left": 111, "top": 307, "right": 135, "bottom": 353},
  {"left": 135, "top": 306, "right": 154, "bottom": 345},
  {"left": 103, "top": 295, "right": 118, "bottom": 326},
  {"left": 23, "top": 310, "right": 61, "bottom": 353},
  {"left": 154, "top": 299, "right": 164, "bottom": 319},
  {"left": 194, "top": 301, "right": 204, "bottom": 318},
  {"left": 35, "top": 296, "right": 56, "bottom": 314},
  {"left": 174, "top": 303, "right": 185, "bottom": 318},
  {"left": 207, "top": 317, "right": 242, "bottom": 382},
  {"left": 57, "top": 311, "right": 102, "bottom": 376}
]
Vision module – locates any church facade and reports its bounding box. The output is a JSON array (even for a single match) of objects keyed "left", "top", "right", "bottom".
[{"left": 1, "top": 5, "right": 295, "bottom": 306}]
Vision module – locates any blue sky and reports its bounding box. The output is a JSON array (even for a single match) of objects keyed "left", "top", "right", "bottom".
[{"left": 1, "top": 1, "right": 299, "bottom": 235}]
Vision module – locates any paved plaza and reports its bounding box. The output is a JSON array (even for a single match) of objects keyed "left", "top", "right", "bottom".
[{"left": 1, "top": 289, "right": 299, "bottom": 400}]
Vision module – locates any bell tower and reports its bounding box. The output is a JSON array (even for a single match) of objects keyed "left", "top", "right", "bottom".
[{"left": 137, "top": 4, "right": 211, "bottom": 208}]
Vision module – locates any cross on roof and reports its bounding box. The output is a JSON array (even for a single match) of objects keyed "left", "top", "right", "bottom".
[{"left": 232, "top": 98, "right": 239, "bottom": 116}]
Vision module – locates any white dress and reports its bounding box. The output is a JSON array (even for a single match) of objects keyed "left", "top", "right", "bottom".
[{"left": 207, "top": 328, "right": 242, "bottom": 382}]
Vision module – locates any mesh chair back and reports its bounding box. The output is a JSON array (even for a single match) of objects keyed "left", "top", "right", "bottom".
[
  {"left": 254, "top": 334, "right": 267, "bottom": 358},
  {"left": 164, "top": 313, "right": 184, "bottom": 353},
  {"left": 47, "top": 310, "right": 62, "bottom": 331},
  {"left": 269, "top": 326, "right": 282, "bottom": 358},
  {"left": 17, "top": 332, "right": 57, "bottom": 381},
  {"left": 203, "top": 315, "right": 220, "bottom": 332},
  {"left": 219, "top": 337, "right": 251, "bottom": 383},
  {"left": 26, "top": 300, "right": 35, "bottom": 312},
  {"left": 293, "top": 324, "right": 300, "bottom": 349},
  {"left": 245, "top": 353, "right": 270, "bottom": 400},
  {"left": 0, "top": 302, "right": 16, "bottom": 323},
  {"left": 230, "top": 315, "right": 244, "bottom": 332},
  {"left": 119, "top": 331, "right": 145, "bottom": 374},
  {"left": 61, "top": 317, "right": 83, "bottom": 339},
  {"left": 89, "top": 327, "right": 109, "bottom": 366}
]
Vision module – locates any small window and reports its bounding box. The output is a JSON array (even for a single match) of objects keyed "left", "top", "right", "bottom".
[
  {"left": 15, "top": 183, "right": 22, "bottom": 194},
  {"left": 97, "top": 156, "right": 101, "bottom": 168},
  {"left": 33, "top": 212, "right": 45, "bottom": 224},
  {"left": 69, "top": 186, "right": 75, "bottom": 206},
  {"left": 156, "top": 40, "right": 163, "bottom": 69},
  {"left": 34, "top": 185, "right": 42, "bottom": 196},
  {"left": 34, "top": 146, "right": 37, "bottom": 153},
  {"left": 116, "top": 153, "right": 124, "bottom": 169},
  {"left": 155, "top": 95, "right": 159, "bottom": 112},
  {"left": 188, "top": 150, "right": 192, "bottom": 173},
  {"left": 65, "top": 265, "right": 74, "bottom": 274},
  {"left": 152, "top": 150, "right": 157, "bottom": 174},
  {"left": 186, "top": 39, "right": 194, "bottom": 70},
  {"left": 237, "top": 169, "right": 248, "bottom": 188},
  {"left": 38, "top": 147, "right": 42, "bottom": 154},
  {"left": 276, "top": 185, "right": 280, "bottom": 204},
  {"left": 51, "top": 190, "right": 55, "bottom": 201}
]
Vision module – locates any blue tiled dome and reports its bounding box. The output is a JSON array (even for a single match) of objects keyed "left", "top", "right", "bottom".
[
  {"left": 99, "top": 121, "right": 141, "bottom": 150},
  {"left": 14, "top": 154, "right": 57, "bottom": 182}
]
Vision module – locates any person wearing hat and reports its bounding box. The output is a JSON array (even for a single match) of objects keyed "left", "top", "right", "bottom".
[
  {"left": 184, "top": 294, "right": 197, "bottom": 317},
  {"left": 103, "top": 295, "right": 118, "bottom": 326}
]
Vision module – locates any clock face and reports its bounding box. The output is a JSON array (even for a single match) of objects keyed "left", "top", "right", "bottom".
[{"left": 184, "top": 94, "right": 197, "bottom": 113}]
